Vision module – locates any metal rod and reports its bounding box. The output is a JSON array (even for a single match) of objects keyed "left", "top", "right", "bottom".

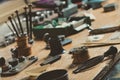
[
  {"left": 28, "top": 4, "right": 32, "bottom": 39},
  {"left": 24, "top": 7, "right": 29, "bottom": 36},
  {"left": 5, "top": 21, "right": 15, "bottom": 36},
  {"left": 15, "top": 10, "right": 24, "bottom": 35},
  {"left": 8, "top": 16, "right": 20, "bottom": 37},
  {"left": 11, "top": 14, "right": 20, "bottom": 34}
]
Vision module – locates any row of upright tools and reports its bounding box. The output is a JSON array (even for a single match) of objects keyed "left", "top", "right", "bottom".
[{"left": 0, "top": 1, "right": 120, "bottom": 80}]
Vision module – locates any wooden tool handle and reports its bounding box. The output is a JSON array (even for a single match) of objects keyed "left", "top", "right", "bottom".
[{"left": 89, "top": 26, "right": 120, "bottom": 35}]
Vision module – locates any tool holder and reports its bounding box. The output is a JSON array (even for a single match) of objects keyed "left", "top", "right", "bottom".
[
  {"left": 69, "top": 46, "right": 90, "bottom": 64},
  {"left": 15, "top": 36, "right": 31, "bottom": 58}
]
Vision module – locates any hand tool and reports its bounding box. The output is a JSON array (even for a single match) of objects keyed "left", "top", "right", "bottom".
[
  {"left": 40, "top": 55, "right": 61, "bottom": 66},
  {"left": 11, "top": 14, "right": 20, "bottom": 34},
  {"left": 5, "top": 22, "right": 15, "bottom": 36},
  {"left": 15, "top": 10, "right": 24, "bottom": 36},
  {"left": 8, "top": 16, "right": 20, "bottom": 37},
  {"left": 73, "top": 46, "right": 118, "bottom": 74},
  {"left": 24, "top": 7, "right": 29, "bottom": 36},
  {"left": 89, "top": 26, "right": 120, "bottom": 35}
]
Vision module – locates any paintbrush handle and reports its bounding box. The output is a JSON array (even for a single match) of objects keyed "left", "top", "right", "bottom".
[
  {"left": 24, "top": 7, "right": 29, "bottom": 36},
  {"left": 15, "top": 10, "right": 24, "bottom": 35},
  {"left": 8, "top": 17, "right": 19, "bottom": 37}
]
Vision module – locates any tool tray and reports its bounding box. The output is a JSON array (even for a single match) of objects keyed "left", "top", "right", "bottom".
[{"left": 1, "top": 56, "right": 38, "bottom": 76}]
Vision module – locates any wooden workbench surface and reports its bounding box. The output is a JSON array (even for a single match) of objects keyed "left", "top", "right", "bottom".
[
  {"left": 1, "top": 1, "right": 120, "bottom": 80},
  {"left": 0, "top": 0, "right": 35, "bottom": 24}
]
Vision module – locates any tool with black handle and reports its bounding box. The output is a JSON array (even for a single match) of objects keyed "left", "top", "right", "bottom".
[
  {"left": 8, "top": 17, "right": 20, "bottom": 38},
  {"left": 15, "top": 10, "right": 24, "bottom": 36},
  {"left": 24, "top": 7, "right": 29, "bottom": 36},
  {"left": 5, "top": 22, "right": 15, "bottom": 36},
  {"left": 11, "top": 14, "right": 20, "bottom": 34},
  {"left": 73, "top": 46, "right": 118, "bottom": 74},
  {"left": 28, "top": 4, "right": 34, "bottom": 44}
]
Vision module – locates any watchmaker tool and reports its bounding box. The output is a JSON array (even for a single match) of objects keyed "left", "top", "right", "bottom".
[
  {"left": 24, "top": 7, "right": 29, "bottom": 36},
  {"left": 5, "top": 22, "right": 15, "bottom": 36},
  {"left": 41, "top": 34, "right": 65, "bottom": 65},
  {"left": 3, "top": 5, "right": 38, "bottom": 76},
  {"left": 28, "top": 4, "right": 34, "bottom": 44},
  {"left": 83, "top": 42, "right": 120, "bottom": 48},
  {"left": 43, "top": 33, "right": 72, "bottom": 49},
  {"left": 7, "top": 5, "right": 36, "bottom": 58},
  {"left": 89, "top": 25, "right": 120, "bottom": 35},
  {"left": 0, "top": 56, "right": 38, "bottom": 76},
  {"left": 40, "top": 55, "right": 61, "bottom": 66},
  {"left": 8, "top": 17, "right": 20, "bottom": 38},
  {"left": 48, "top": 34, "right": 65, "bottom": 56},
  {"left": 11, "top": 14, "right": 20, "bottom": 34},
  {"left": 93, "top": 52, "right": 120, "bottom": 80},
  {"left": 73, "top": 46, "right": 118, "bottom": 74},
  {"left": 69, "top": 46, "right": 90, "bottom": 64},
  {"left": 15, "top": 10, "right": 24, "bottom": 36}
]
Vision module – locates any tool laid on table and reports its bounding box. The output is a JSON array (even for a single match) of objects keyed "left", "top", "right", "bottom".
[
  {"left": 40, "top": 55, "right": 61, "bottom": 66},
  {"left": 93, "top": 51, "right": 120, "bottom": 80},
  {"left": 73, "top": 46, "right": 118, "bottom": 74},
  {"left": 89, "top": 25, "right": 120, "bottom": 35},
  {"left": 83, "top": 42, "right": 120, "bottom": 48}
]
